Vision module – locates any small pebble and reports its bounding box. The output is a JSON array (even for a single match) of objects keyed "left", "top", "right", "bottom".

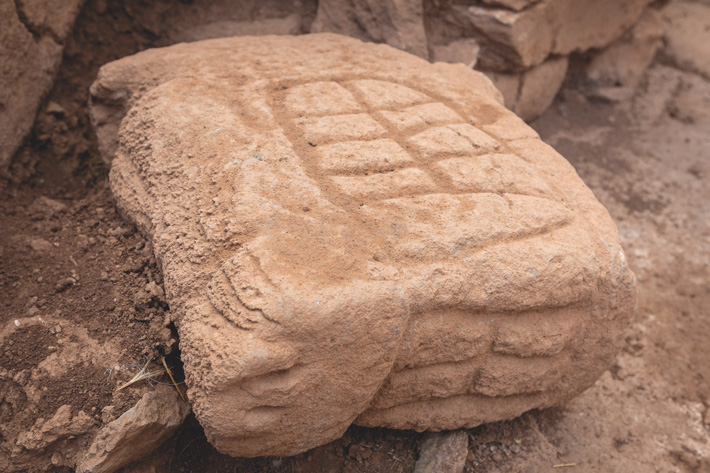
[{"left": 55, "top": 277, "right": 76, "bottom": 292}]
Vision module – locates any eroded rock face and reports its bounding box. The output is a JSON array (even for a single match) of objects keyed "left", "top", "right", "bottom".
[
  {"left": 90, "top": 33, "right": 636, "bottom": 457},
  {"left": 77, "top": 386, "right": 190, "bottom": 473},
  {"left": 485, "top": 55, "right": 569, "bottom": 121},
  {"left": 310, "top": 0, "right": 658, "bottom": 119},
  {"left": 0, "top": 0, "right": 84, "bottom": 171},
  {"left": 586, "top": 9, "right": 665, "bottom": 103},
  {"left": 662, "top": 0, "right": 710, "bottom": 81},
  {"left": 311, "top": 0, "right": 428, "bottom": 57},
  {"left": 414, "top": 431, "right": 469, "bottom": 473},
  {"left": 436, "top": 0, "right": 654, "bottom": 71}
]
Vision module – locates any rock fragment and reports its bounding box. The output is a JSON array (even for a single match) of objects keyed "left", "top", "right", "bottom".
[
  {"left": 514, "top": 55, "right": 568, "bottom": 120},
  {"left": 28, "top": 196, "right": 68, "bottom": 219},
  {"left": 442, "top": 0, "right": 653, "bottom": 71},
  {"left": 77, "top": 385, "right": 190, "bottom": 473},
  {"left": 0, "top": 0, "right": 84, "bottom": 171},
  {"left": 586, "top": 9, "right": 665, "bottom": 102},
  {"left": 662, "top": 0, "right": 710, "bottom": 81},
  {"left": 444, "top": 3, "right": 554, "bottom": 70},
  {"left": 311, "top": 0, "right": 428, "bottom": 57},
  {"left": 431, "top": 39, "right": 481, "bottom": 68},
  {"left": 414, "top": 431, "right": 469, "bottom": 473},
  {"left": 169, "top": 14, "right": 304, "bottom": 44},
  {"left": 486, "top": 55, "right": 569, "bottom": 121},
  {"left": 548, "top": 0, "right": 653, "bottom": 56},
  {"left": 29, "top": 237, "right": 53, "bottom": 253},
  {"left": 15, "top": 0, "right": 84, "bottom": 38},
  {"left": 16, "top": 405, "right": 95, "bottom": 451},
  {"left": 91, "top": 33, "right": 635, "bottom": 457}
]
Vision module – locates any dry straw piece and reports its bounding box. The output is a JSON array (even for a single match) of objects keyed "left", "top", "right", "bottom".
[{"left": 117, "top": 356, "right": 164, "bottom": 391}]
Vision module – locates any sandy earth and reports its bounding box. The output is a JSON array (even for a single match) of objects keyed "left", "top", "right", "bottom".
[{"left": 1, "top": 1, "right": 709, "bottom": 472}]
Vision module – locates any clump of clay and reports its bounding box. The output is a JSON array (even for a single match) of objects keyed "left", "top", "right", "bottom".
[{"left": 90, "top": 33, "right": 636, "bottom": 457}]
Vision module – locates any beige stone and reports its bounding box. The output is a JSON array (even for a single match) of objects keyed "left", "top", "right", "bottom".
[
  {"left": 77, "top": 386, "right": 190, "bottom": 473},
  {"left": 445, "top": 3, "right": 554, "bottom": 70},
  {"left": 483, "top": 70, "right": 521, "bottom": 111},
  {"left": 169, "top": 14, "right": 303, "bottom": 43},
  {"left": 484, "top": 55, "right": 568, "bottom": 121},
  {"left": 431, "top": 38, "right": 481, "bottom": 68},
  {"left": 515, "top": 55, "right": 568, "bottom": 120},
  {"left": 548, "top": 0, "right": 653, "bottom": 55},
  {"left": 444, "top": 0, "right": 653, "bottom": 71},
  {"left": 662, "top": 1, "right": 710, "bottom": 80},
  {"left": 311, "top": 0, "right": 428, "bottom": 57},
  {"left": 586, "top": 9, "right": 665, "bottom": 102},
  {"left": 0, "top": 0, "right": 84, "bottom": 171},
  {"left": 18, "top": 0, "right": 84, "bottom": 38},
  {"left": 16, "top": 405, "right": 94, "bottom": 451},
  {"left": 414, "top": 431, "right": 469, "bottom": 473},
  {"left": 91, "top": 34, "right": 635, "bottom": 457}
]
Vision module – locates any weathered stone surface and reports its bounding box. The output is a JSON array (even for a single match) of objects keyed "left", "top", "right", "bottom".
[
  {"left": 445, "top": 3, "right": 553, "bottom": 71},
  {"left": 169, "top": 14, "right": 303, "bottom": 43},
  {"left": 91, "top": 33, "right": 635, "bottom": 457},
  {"left": 514, "top": 55, "right": 568, "bottom": 120},
  {"left": 483, "top": 71, "right": 521, "bottom": 111},
  {"left": 28, "top": 195, "right": 68, "bottom": 218},
  {"left": 16, "top": 405, "right": 94, "bottom": 451},
  {"left": 77, "top": 385, "right": 190, "bottom": 473},
  {"left": 414, "top": 431, "right": 469, "bottom": 473},
  {"left": 480, "top": 0, "right": 539, "bottom": 11},
  {"left": 311, "top": 0, "right": 428, "bottom": 57},
  {"left": 485, "top": 55, "right": 568, "bottom": 121},
  {"left": 18, "top": 0, "right": 84, "bottom": 38},
  {"left": 587, "top": 9, "right": 665, "bottom": 102},
  {"left": 431, "top": 38, "right": 481, "bottom": 68},
  {"left": 662, "top": 0, "right": 710, "bottom": 80},
  {"left": 0, "top": 0, "right": 84, "bottom": 171},
  {"left": 444, "top": 0, "right": 653, "bottom": 70},
  {"left": 548, "top": 0, "right": 653, "bottom": 55}
]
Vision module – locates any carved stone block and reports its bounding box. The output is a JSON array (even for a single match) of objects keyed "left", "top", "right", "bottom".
[{"left": 90, "top": 33, "right": 635, "bottom": 457}]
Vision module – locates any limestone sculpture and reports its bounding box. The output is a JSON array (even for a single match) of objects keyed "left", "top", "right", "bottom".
[{"left": 90, "top": 33, "right": 636, "bottom": 457}]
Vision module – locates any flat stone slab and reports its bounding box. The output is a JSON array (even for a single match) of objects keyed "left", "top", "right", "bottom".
[{"left": 90, "top": 33, "right": 636, "bottom": 457}]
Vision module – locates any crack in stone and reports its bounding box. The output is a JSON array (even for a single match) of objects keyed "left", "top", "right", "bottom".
[{"left": 12, "top": 0, "right": 64, "bottom": 45}]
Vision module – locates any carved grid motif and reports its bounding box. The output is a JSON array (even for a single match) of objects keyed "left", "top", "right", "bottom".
[
  {"left": 271, "top": 79, "right": 570, "bottom": 261},
  {"left": 276, "top": 79, "right": 509, "bottom": 202}
]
